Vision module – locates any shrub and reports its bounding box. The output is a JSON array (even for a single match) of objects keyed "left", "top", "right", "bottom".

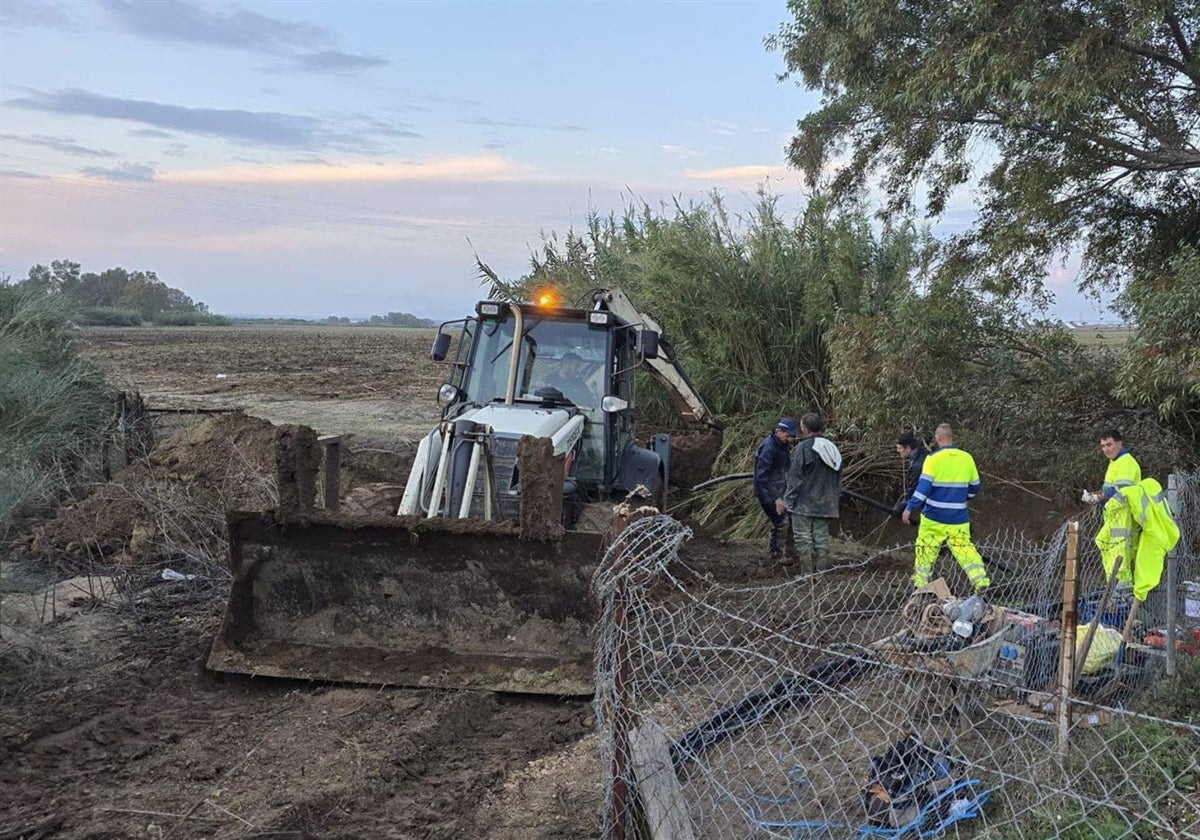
[
  {"left": 151, "top": 311, "right": 232, "bottom": 326},
  {"left": 0, "top": 284, "right": 113, "bottom": 534},
  {"left": 75, "top": 306, "right": 142, "bottom": 326}
]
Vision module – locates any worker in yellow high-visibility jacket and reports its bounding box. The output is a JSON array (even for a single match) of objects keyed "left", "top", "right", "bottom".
[
  {"left": 1085, "top": 429, "right": 1142, "bottom": 584},
  {"left": 902, "top": 424, "right": 990, "bottom": 592},
  {"left": 1109, "top": 478, "right": 1180, "bottom": 602}
]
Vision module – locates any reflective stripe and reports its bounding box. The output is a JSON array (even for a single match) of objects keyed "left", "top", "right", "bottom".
[
  {"left": 930, "top": 481, "right": 969, "bottom": 488},
  {"left": 961, "top": 563, "right": 987, "bottom": 573},
  {"left": 911, "top": 490, "right": 928, "bottom": 502},
  {"left": 1139, "top": 493, "right": 1150, "bottom": 525},
  {"left": 924, "top": 499, "right": 968, "bottom": 509},
  {"left": 1110, "top": 528, "right": 1131, "bottom": 538},
  {"left": 1114, "top": 479, "right": 1135, "bottom": 487}
]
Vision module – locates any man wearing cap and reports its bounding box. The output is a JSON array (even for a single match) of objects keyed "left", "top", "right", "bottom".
[
  {"left": 893, "top": 431, "right": 930, "bottom": 517},
  {"left": 754, "top": 417, "right": 797, "bottom": 561}
]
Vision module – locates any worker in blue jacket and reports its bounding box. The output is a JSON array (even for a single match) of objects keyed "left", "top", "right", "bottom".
[
  {"left": 903, "top": 423, "right": 990, "bottom": 592},
  {"left": 754, "top": 417, "right": 797, "bottom": 561}
]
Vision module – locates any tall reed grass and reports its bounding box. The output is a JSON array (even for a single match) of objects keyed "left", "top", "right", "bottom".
[{"left": 0, "top": 283, "right": 112, "bottom": 534}]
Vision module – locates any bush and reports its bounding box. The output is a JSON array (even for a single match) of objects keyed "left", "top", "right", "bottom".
[
  {"left": 150, "top": 311, "right": 231, "bottom": 326},
  {"left": 0, "top": 284, "right": 113, "bottom": 534},
  {"left": 75, "top": 306, "right": 141, "bottom": 326}
]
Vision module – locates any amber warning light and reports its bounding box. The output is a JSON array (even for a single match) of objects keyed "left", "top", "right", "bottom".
[{"left": 535, "top": 290, "right": 557, "bottom": 308}]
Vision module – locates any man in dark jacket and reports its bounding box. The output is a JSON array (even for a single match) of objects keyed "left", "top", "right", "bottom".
[
  {"left": 785, "top": 413, "right": 842, "bottom": 574},
  {"left": 754, "top": 417, "right": 797, "bottom": 560},
  {"left": 893, "top": 431, "right": 929, "bottom": 517}
]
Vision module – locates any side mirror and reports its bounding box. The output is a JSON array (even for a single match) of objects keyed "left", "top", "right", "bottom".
[
  {"left": 430, "top": 332, "right": 452, "bottom": 362},
  {"left": 638, "top": 329, "right": 659, "bottom": 360},
  {"left": 601, "top": 396, "right": 629, "bottom": 413}
]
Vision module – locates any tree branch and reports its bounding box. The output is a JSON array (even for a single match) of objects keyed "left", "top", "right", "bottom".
[
  {"left": 1164, "top": 8, "right": 1194, "bottom": 66},
  {"left": 1113, "top": 39, "right": 1198, "bottom": 85}
]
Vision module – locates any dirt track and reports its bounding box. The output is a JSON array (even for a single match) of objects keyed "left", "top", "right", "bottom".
[{"left": 0, "top": 588, "right": 598, "bottom": 839}]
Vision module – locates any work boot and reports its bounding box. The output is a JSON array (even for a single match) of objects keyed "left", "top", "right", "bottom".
[
  {"left": 814, "top": 550, "right": 830, "bottom": 573},
  {"left": 796, "top": 552, "right": 814, "bottom": 576}
]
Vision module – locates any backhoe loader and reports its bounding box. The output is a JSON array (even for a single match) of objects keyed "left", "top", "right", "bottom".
[{"left": 207, "top": 288, "right": 720, "bottom": 695}]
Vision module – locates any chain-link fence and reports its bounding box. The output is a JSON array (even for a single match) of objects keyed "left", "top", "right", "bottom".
[{"left": 595, "top": 473, "right": 1200, "bottom": 839}]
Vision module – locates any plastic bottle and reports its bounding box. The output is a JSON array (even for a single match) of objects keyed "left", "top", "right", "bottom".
[{"left": 951, "top": 594, "right": 986, "bottom": 637}]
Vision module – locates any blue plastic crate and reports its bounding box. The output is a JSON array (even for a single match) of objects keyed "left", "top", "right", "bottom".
[{"left": 1077, "top": 592, "right": 1130, "bottom": 629}]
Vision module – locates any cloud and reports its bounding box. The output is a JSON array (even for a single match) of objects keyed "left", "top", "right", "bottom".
[
  {"left": 466, "top": 116, "right": 585, "bottom": 133},
  {"left": 97, "top": 0, "right": 388, "bottom": 74},
  {"left": 80, "top": 162, "right": 158, "bottom": 182},
  {"left": 280, "top": 50, "right": 390, "bottom": 74},
  {"left": 165, "top": 155, "right": 523, "bottom": 185},
  {"left": 0, "top": 0, "right": 76, "bottom": 29},
  {"left": 684, "top": 164, "right": 792, "bottom": 181},
  {"left": 0, "top": 133, "right": 119, "bottom": 159},
  {"left": 659, "top": 144, "right": 701, "bottom": 160},
  {"left": 128, "top": 128, "right": 174, "bottom": 139},
  {"left": 7, "top": 88, "right": 420, "bottom": 151}
]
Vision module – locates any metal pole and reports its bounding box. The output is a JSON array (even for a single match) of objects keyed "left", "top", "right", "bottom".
[
  {"left": 1057, "top": 521, "right": 1079, "bottom": 757},
  {"left": 1166, "top": 472, "right": 1181, "bottom": 677},
  {"left": 609, "top": 574, "right": 633, "bottom": 840}
]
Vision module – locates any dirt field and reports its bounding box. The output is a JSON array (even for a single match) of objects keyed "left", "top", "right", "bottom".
[
  {"left": 1, "top": 325, "right": 1060, "bottom": 839},
  {"left": 79, "top": 326, "right": 445, "bottom": 439}
]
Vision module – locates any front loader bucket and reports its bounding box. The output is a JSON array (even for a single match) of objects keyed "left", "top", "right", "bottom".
[{"left": 207, "top": 512, "right": 604, "bottom": 695}]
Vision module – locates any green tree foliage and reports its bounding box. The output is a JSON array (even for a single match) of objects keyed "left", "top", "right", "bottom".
[
  {"left": 478, "top": 194, "right": 928, "bottom": 427},
  {"left": 769, "top": 1, "right": 1199, "bottom": 300},
  {"left": 1114, "top": 244, "right": 1200, "bottom": 438},
  {"left": 827, "top": 276, "right": 1123, "bottom": 483},
  {"left": 0, "top": 281, "right": 112, "bottom": 534},
  {"left": 365, "top": 312, "right": 436, "bottom": 327},
  {"left": 20, "top": 260, "right": 219, "bottom": 324}
]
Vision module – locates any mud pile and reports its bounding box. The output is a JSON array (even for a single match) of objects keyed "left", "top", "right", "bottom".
[{"left": 17, "top": 414, "right": 315, "bottom": 568}]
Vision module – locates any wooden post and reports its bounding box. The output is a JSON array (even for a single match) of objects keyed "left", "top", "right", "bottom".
[
  {"left": 629, "top": 724, "right": 696, "bottom": 840},
  {"left": 1074, "top": 552, "right": 1123, "bottom": 686},
  {"left": 318, "top": 435, "right": 342, "bottom": 512},
  {"left": 1057, "top": 521, "right": 1079, "bottom": 756}
]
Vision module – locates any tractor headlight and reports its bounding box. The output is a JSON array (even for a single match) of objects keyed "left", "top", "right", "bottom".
[
  {"left": 437, "top": 383, "right": 460, "bottom": 406},
  {"left": 476, "top": 301, "right": 509, "bottom": 318}
]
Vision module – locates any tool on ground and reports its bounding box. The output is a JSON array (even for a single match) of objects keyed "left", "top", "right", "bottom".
[{"left": 208, "top": 288, "right": 721, "bottom": 695}]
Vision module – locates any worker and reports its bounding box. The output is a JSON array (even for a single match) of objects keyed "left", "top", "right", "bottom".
[
  {"left": 784, "top": 413, "right": 842, "bottom": 574},
  {"left": 893, "top": 431, "right": 930, "bottom": 516},
  {"left": 1105, "top": 477, "right": 1180, "bottom": 603},
  {"left": 754, "top": 417, "right": 796, "bottom": 561},
  {"left": 1084, "top": 429, "right": 1141, "bottom": 586},
  {"left": 543, "top": 352, "right": 596, "bottom": 407},
  {"left": 902, "top": 423, "right": 990, "bottom": 592}
]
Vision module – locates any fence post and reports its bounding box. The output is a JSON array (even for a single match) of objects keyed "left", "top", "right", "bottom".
[
  {"left": 1057, "top": 520, "right": 1079, "bottom": 756},
  {"left": 1166, "top": 472, "right": 1181, "bottom": 677},
  {"left": 609, "top": 572, "right": 634, "bottom": 840},
  {"left": 318, "top": 435, "right": 342, "bottom": 512}
]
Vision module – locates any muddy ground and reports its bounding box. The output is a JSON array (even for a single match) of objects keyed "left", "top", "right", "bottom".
[{"left": 1, "top": 325, "right": 1061, "bottom": 840}]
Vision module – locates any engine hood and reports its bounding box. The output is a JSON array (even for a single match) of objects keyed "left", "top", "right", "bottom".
[{"left": 457, "top": 403, "right": 574, "bottom": 438}]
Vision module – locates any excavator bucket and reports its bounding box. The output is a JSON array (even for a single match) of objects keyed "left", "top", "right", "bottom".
[{"left": 206, "top": 511, "right": 604, "bottom": 695}]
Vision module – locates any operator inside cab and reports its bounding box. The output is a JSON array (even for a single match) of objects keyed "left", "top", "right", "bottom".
[{"left": 543, "top": 352, "right": 597, "bottom": 408}]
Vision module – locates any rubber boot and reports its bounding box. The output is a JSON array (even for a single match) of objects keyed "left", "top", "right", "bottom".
[{"left": 814, "top": 550, "right": 830, "bottom": 573}]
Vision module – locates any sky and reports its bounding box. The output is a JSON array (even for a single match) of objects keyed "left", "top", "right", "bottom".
[{"left": 0, "top": 0, "right": 1111, "bottom": 322}]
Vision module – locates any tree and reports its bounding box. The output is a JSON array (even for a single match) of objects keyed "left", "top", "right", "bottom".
[{"left": 769, "top": 1, "right": 1199, "bottom": 300}]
